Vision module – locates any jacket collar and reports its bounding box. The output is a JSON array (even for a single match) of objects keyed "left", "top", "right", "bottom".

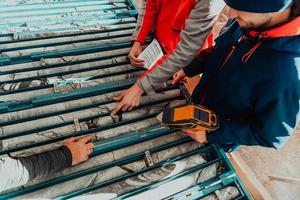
[{"left": 247, "top": 16, "right": 300, "bottom": 39}]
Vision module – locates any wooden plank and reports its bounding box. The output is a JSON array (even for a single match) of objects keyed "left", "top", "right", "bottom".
[{"left": 228, "top": 152, "right": 274, "bottom": 200}]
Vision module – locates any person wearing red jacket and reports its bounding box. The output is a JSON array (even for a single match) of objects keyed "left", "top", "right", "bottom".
[
  {"left": 129, "top": 0, "right": 197, "bottom": 67},
  {"left": 112, "top": 0, "right": 225, "bottom": 114}
]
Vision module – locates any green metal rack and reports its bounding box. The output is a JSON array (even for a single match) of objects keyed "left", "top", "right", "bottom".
[{"left": 0, "top": 0, "right": 252, "bottom": 199}]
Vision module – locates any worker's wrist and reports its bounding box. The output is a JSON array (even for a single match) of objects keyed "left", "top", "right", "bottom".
[
  {"left": 133, "top": 41, "right": 141, "bottom": 46},
  {"left": 133, "top": 83, "right": 144, "bottom": 95}
]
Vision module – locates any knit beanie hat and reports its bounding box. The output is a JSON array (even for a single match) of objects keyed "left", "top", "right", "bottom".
[{"left": 224, "top": 0, "right": 293, "bottom": 13}]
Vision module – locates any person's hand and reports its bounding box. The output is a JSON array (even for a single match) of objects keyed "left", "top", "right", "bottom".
[
  {"left": 128, "top": 41, "right": 144, "bottom": 67},
  {"left": 63, "top": 136, "right": 94, "bottom": 166},
  {"left": 111, "top": 83, "right": 144, "bottom": 115},
  {"left": 182, "top": 129, "right": 207, "bottom": 144},
  {"left": 172, "top": 69, "right": 187, "bottom": 85}
]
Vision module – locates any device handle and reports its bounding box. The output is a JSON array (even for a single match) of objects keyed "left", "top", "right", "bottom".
[{"left": 178, "top": 84, "right": 193, "bottom": 104}]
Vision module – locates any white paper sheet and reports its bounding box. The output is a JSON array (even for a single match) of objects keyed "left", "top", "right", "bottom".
[{"left": 138, "top": 39, "right": 163, "bottom": 70}]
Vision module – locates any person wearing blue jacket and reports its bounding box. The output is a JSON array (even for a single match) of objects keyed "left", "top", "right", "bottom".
[{"left": 173, "top": 0, "right": 300, "bottom": 151}]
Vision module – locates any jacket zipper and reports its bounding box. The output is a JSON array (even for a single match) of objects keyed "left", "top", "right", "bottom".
[{"left": 199, "top": 36, "right": 243, "bottom": 104}]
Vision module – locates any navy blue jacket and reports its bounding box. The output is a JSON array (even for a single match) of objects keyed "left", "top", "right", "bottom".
[{"left": 183, "top": 16, "right": 300, "bottom": 149}]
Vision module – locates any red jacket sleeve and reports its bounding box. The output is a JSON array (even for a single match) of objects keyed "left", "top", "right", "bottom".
[{"left": 136, "top": 0, "right": 157, "bottom": 44}]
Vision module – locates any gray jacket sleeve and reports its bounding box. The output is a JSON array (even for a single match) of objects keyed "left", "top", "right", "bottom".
[
  {"left": 18, "top": 146, "right": 72, "bottom": 180},
  {"left": 0, "top": 146, "right": 72, "bottom": 192},
  {"left": 137, "top": 0, "right": 227, "bottom": 94}
]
